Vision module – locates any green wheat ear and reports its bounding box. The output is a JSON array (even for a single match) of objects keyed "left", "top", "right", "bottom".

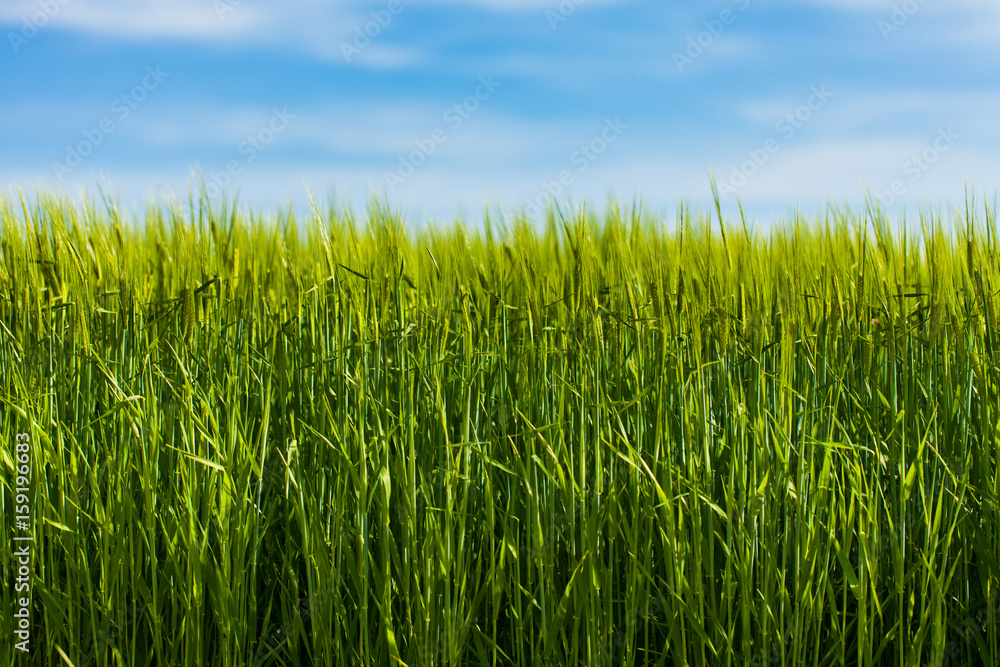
[
  {"left": 76, "top": 299, "right": 91, "bottom": 353},
  {"left": 181, "top": 286, "right": 195, "bottom": 338}
]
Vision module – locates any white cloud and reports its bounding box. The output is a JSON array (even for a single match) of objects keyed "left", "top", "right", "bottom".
[
  {"left": 0, "top": 0, "right": 266, "bottom": 39},
  {"left": 731, "top": 88, "right": 1000, "bottom": 147},
  {"left": 0, "top": 0, "right": 413, "bottom": 64},
  {"left": 4, "top": 128, "right": 996, "bottom": 230},
  {"left": 710, "top": 137, "right": 996, "bottom": 212},
  {"left": 0, "top": 0, "right": 622, "bottom": 48},
  {"left": 764, "top": 0, "right": 1000, "bottom": 47}
]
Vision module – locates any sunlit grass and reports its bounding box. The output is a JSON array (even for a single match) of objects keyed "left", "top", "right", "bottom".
[{"left": 0, "top": 187, "right": 998, "bottom": 666}]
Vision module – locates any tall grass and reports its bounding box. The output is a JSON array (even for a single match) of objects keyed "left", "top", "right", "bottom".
[{"left": 1, "top": 189, "right": 998, "bottom": 666}]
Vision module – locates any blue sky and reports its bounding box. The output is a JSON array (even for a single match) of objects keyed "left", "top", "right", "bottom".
[{"left": 1, "top": 0, "right": 997, "bottom": 226}]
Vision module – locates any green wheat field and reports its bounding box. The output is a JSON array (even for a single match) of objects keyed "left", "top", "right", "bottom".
[{"left": 1, "top": 187, "right": 999, "bottom": 666}]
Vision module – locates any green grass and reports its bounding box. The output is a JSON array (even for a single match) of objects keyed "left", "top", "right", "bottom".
[{"left": 1, "top": 188, "right": 998, "bottom": 666}]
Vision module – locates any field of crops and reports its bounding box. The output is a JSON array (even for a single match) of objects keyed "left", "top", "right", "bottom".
[{"left": 1, "top": 189, "right": 998, "bottom": 666}]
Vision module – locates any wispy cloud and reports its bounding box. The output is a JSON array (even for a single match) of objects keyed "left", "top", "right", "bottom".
[
  {"left": 0, "top": 0, "right": 624, "bottom": 49},
  {"left": 1, "top": 0, "right": 997, "bottom": 224},
  {"left": 0, "top": 0, "right": 265, "bottom": 39}
]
